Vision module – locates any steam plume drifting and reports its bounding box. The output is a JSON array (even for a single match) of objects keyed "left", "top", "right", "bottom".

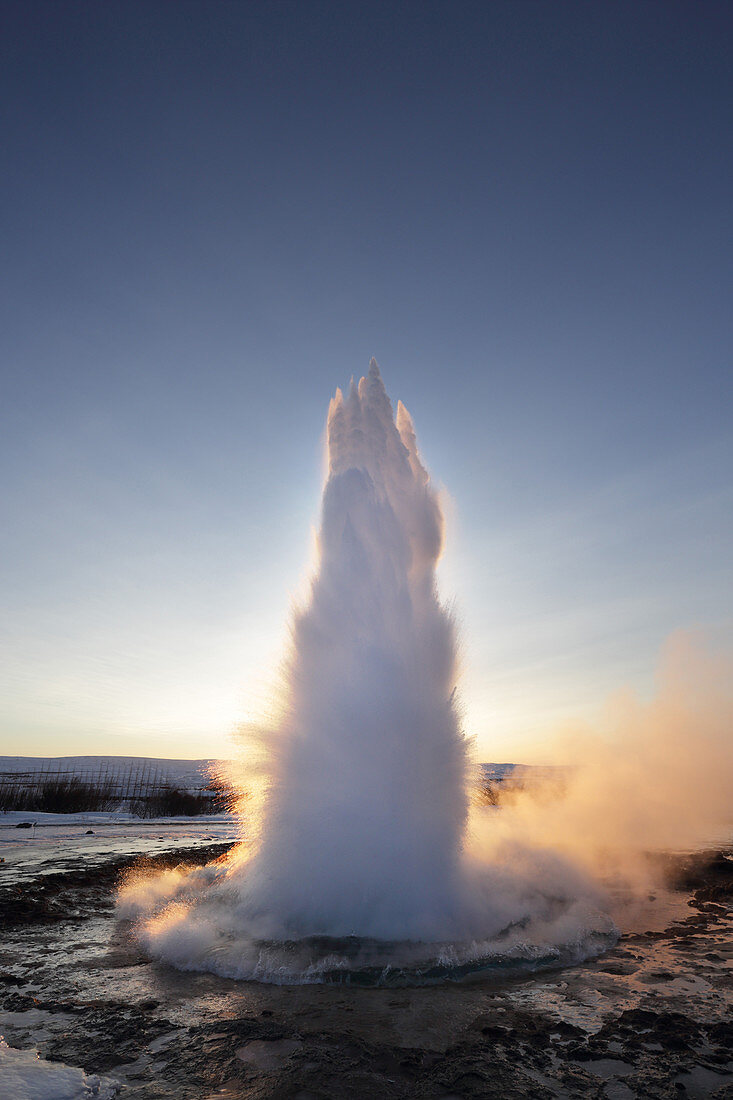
[{"left": 488, "top": 631, "right": 733, "bottom": 882}]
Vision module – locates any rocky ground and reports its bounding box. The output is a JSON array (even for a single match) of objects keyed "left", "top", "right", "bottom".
[{"left": 1, "top": 844, "right": 732, "bottom": 1098}]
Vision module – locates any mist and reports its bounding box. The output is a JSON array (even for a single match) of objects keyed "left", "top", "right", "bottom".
[{"left": 479, "top": 632, "right": 733, "bottom": 889}]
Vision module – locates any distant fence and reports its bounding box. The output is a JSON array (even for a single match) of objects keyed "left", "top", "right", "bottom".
[{"left": 0, "top": 761, "right": 234, "bottom": 816}]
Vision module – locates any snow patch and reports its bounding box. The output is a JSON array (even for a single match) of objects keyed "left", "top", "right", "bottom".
[{"left": 0, "top": 1038, "right": 120, "bottom": 1099}]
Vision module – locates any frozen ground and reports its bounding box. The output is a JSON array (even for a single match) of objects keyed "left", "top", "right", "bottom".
[
  {"left": 0, "top": 811, "right": 239, "bottom": 887},
  {"left": 0, "top": 1037, "right": 120, "bottom": 1098},
  {"left": 1, "top": 824, "right": 732, "bottom": 1098}
]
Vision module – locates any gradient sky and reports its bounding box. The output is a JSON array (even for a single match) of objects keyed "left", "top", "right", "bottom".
[{"left": 2, "top": 1, "right": 732, "bottom": 762}]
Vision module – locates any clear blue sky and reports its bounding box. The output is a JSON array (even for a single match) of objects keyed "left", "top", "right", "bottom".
[{"left": 1, "top": 1, "right": 731, "bottom": 761}]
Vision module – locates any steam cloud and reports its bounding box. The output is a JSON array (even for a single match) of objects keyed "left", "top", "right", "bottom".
[
  {"left": 118, "top": 363, "right": 730, "bottom": 983},
  {"left": 486, "top": 631, "right": 733, "bottom": 886}
]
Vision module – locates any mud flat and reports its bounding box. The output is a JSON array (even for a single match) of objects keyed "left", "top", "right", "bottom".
[{"left": 1, "top": 840, "right": 732, "bottom": 1098}]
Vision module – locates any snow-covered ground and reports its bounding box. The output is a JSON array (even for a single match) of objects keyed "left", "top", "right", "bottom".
[
  {"left": 0, "top": 808, "right": 235, "bottom": 829},
  {"left": 0, "top": 806, "right": 240, "bottom": 1098},
  {"left": 0, "top": 810, "right": 239, "bottom": 882},
  {"left": 0, "top": 1039, "right": 119, "bottom": 1099}
]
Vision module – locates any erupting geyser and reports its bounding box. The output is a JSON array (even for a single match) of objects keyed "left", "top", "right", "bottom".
[
  {"left": 240, "top": 359, "right": 470, "bottom": 939},
  {"left": 119, "top": 362, "right": 615, "bottom": 983}
]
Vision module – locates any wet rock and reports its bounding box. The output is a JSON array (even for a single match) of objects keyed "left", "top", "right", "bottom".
[
  {"left": 708, "top": 1021, "right": 733, "bottom": 1050},
  {"left": 597, "top": 960, "right": 638, "bottom": 975},
  {"left": 0, "top": 971, "right": 27, "bottom": 986},
  {"left": 236, "top": 1038, "right": 303, "bottom": 1072}
]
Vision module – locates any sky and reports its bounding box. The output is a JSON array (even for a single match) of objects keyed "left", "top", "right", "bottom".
[{"left": 1, "top": 1, "right": 732, "bottom": 762}]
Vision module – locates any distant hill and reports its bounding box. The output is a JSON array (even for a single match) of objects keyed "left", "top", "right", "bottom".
[
  {"left": 0, "top": 755, "right": 236, "bottom": 816},
  {"left": 0, "top": 755, "right": 218, "bottom": 794}
]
